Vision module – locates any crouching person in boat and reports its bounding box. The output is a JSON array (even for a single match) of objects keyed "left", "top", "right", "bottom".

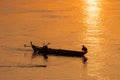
[
  {"left": 82, "top": 45, "right": 88, "bottom": 54},
  {"left": 82, "top": 45, "right": 88, "bottom": 63}
]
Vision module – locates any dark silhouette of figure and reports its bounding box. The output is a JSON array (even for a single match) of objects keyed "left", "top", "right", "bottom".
[
  {"left": 30, "top": 42, "right": 40, "bottom": 53},
  {"left": 81, "top": 45, "right": 88, "bottom": 63},
  {"left": 82, "top": 45, "right": 88, "bottom": 53}
]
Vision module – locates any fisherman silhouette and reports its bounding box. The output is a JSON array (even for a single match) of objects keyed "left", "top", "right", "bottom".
[
  {"left": 82, "top": 45, "right": 88, "bottom": 53},
  {"left": 30, "top": 42, "right": 38, "bottom": 53}
]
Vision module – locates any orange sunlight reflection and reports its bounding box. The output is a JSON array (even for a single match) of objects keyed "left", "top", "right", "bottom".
[
  {"left": 82, "top": 0, "right": 104, "bottom": 77},
  {"left": 83, "top": 0, "right": 103, "bottom": 46}
]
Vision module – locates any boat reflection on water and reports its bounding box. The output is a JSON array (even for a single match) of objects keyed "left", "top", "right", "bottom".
[
  {"left": 31, "top": 52, "right": 48, "bottom": 61},
  {"left": 82, "top": 56, "right": 88, "bottom": 64}
]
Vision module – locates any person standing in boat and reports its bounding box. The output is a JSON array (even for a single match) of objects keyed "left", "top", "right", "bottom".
[{"left": 82, "top": 45, "right": 88, "bottom": 53}]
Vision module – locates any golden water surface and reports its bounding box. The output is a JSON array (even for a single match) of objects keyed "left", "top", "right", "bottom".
[{"left": 0, "top": 0, "right": 120, "bottom": 80}]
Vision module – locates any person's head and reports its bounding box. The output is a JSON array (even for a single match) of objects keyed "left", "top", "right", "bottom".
[
  {"left": 30, "top": 41, "right": 32, "bottom": 45},
  {"left": 82, "top": 45, "right": 85, "bottom": 47}
]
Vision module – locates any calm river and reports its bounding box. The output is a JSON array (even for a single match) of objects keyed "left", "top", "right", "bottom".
[{"left": 0, "top": 0, "right": 120, "bottom": 80}]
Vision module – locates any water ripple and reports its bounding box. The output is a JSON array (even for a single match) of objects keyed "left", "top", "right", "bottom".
[{"left": 0, "top": 65, "right": 47, "bottom": 68}]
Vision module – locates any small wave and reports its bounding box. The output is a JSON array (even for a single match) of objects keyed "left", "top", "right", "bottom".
[{"left": 0, "top": 65, "right": 47, "bottom": 68}]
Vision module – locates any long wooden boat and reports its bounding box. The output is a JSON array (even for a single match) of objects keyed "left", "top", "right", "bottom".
[{"left": 29, "top": 42, "right": 88, "bottom": 57}]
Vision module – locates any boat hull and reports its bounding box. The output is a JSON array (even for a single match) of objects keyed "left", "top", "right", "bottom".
[
  {"left": 29, "top": 42, "right": 87, "bottom": 57},
  {"left": 38, "top": 48, "right": 86, "bottom": 57}
]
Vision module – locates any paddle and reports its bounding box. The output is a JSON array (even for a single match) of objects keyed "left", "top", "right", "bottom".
[{"left": 24, "top": 44, "right": 31, "bottom": 47}]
